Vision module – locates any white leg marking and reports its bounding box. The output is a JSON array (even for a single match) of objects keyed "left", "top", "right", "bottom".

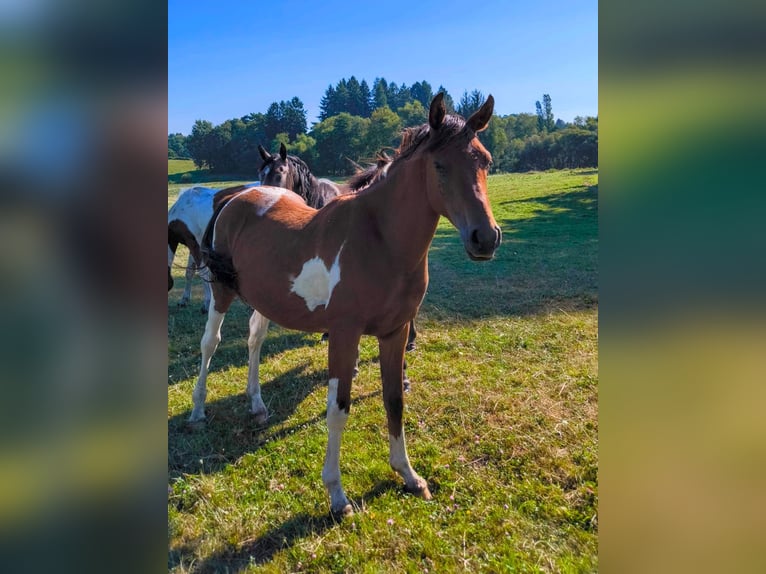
[
  {"left": 290, "top": 244, "right": 344, "bottom": 311},
  {"left": 190, "top": 292, "right": 224, "bottom": 422},
  {"left": 389, "top": 432, "right": 428, "bottom": 493},
  {"left": 246, "top": 310, "right": 270, "bottom": 424},
  {"left": 322, "top": 378, "right": 351, "bottom": 514}
]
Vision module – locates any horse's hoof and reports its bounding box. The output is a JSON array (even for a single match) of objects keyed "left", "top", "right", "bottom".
[
  {"left": 320, "top": 332, "right": 329, "bottom": 343},
  {"left": 188, "top": 409, "right": 205, "bottom": 422},
  {"left": 331, "top": 503, "right": 354, "bottom": 519},
  {"left": 403, "top": 378, "right": 411, "bottom": 393},
  {"left": 406, "top": 342, "right": 416, "bottom": 352},
  {"left": 353, "top": 366, "right": 359, "bottom": 378},
  {"left": 405, "top": 482, "right": 432, "bottom": 500},
  {"left": 253, "top": 410, "right": 269, "bottom": 426}
]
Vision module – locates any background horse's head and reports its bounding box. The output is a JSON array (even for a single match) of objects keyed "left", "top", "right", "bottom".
[
  {"left": 419, "top": 93, "right": 502, "bottom": 260},
  {"left": 258, "top": 142, "right": 299, "bottom": 191}
]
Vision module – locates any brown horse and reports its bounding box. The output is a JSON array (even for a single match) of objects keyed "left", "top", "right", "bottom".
[
  {"left": 261, "top": 148, "right": 420, "bottom": 354},
  {"left": 193, "top": 94, "right": 500, "bottom": 516}
]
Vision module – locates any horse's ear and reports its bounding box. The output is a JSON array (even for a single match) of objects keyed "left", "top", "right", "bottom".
[
  {"left": 429, "top": 92, "right": 446, "bottom": 130},
  {"left": 279, "top": 142, "right": 287, "bottom": 161},
  {"left": 467, "top": 94, "right": 494, "bottom": 133},
  {"left": 258, "top": 144, "right": 270, "bottom": 161}
]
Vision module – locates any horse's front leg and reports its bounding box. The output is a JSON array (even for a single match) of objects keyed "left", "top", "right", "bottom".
[
  {"left": 379, "top": 324, "right": 431, "bottom": 499},
  {"left": 246, "top": 309, "right": 270, "bottom": 425},
  {"left": 322, "top": 327, "right": 362, "bottom": 517}
]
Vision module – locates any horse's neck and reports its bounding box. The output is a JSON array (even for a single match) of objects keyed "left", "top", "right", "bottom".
[{"left": 359, "top": 157, "right": 440, "bottom": 271}]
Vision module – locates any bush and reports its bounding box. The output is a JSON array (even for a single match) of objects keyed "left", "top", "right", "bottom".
[{"left": 180, "top": 172, "right": 193, "bottom": 183}]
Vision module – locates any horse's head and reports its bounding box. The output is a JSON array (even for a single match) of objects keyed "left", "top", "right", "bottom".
[
  {"left": 258, "top": 143, "right": 295, "bottom": 190},
  {"left": 423, "top": 93, "right": 501, "bottom": 261}
]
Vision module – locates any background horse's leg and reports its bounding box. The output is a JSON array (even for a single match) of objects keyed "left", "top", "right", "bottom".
[
  {"left": 190, "top": 288, "right": 235, "bottom": 422},
  {"left": 199, "top": 266, "right": 212, "bottom": 314},
  {"left": 322, "top": 327, "right": 362, "bottom": 517},
  {"left": 378, "top": 324, "right": 431, "bottom": 499},
  {"left": 406, "top": 319, "right": 417, "bottom": 351},
  {"left": 179, "top": 253, "right": 195, "bottom": 307},
  {"left": 246, "top": 310, "right": 270, "bottom": 425}
]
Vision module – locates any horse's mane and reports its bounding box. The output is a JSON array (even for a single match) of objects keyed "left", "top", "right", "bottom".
[
  {"left": 347, "top": 151, "right": 393, "bottom": 192},
  {"left": 350, "top": 115, "right": 469, "bottom": 194},
  {"left": 396, "top": 114, "right": 468, "bottom": 162}
]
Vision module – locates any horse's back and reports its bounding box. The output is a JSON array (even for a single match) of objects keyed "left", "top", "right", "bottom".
[{"left": 169, "top": 186, "right": 216, "bottom": 241}]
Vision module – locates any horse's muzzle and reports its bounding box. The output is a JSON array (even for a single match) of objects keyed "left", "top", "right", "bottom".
[{"left": 465, "top": 225, "right": 501, "bottom": 261}]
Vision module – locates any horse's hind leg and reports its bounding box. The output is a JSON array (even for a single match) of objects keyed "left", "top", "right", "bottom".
[
  {"left": 379, "top": 324, "right": 431, "bottom": 499},
  {"left": 322, "top": 327, "right": 362, "bottom": 517},
  {"left": 199, "top": 266, "right": 212, "bottom": 314},
  {"left": 246, "top": 309, "right": 270, "bottom": 425},
  {"left": 179, "top": 253, "right": 195, "bottom": 307},
  {"left": 190, "top": 287, "right": 235, "bottom": 422},
  {"left": 406, "top": 318, "right": 417, "bottom": 351}
]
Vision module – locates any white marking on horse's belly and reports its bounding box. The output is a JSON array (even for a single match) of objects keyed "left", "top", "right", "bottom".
[{"left": 290, "top": 245, "right": 343, "bottom": 311}]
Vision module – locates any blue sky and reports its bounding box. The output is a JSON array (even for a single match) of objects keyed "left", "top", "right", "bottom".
[{"left": 168, "top": 0, "right": 597, "bottom": 135}]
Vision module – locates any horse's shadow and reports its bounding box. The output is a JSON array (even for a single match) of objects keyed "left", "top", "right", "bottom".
[
  {"left": 169, "top": 361, "right": 323, "bottom": 479},
  {"left": 168, "top": 360, "right": 381, "bottom": 480},
  {"left": 168, "top": 479, "right": 402, "bottom": 573}
]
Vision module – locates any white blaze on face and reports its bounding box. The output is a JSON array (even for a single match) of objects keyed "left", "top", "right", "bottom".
[{"left": 290, "top": 244, "right": 343, "bottom": 311}]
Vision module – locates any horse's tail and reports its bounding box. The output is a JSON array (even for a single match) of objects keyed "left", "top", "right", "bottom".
[{"left": 200, "top": 186, "right": 248, "bottom": 293}]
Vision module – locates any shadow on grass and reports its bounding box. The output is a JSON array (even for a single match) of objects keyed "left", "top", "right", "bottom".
[
  {"left": 169, "top": 479, "right": 404, "bottom": 573},
  {"left": 168, "top": 322, "right": 319, "bottom": 387},
  {"left": 168, "top": 376, "right": 381, "bottom": 480},
  {"left": 168, "top": 170, "right": 259, "bottom": 184},
  {"left": 423, "top": 182, "right": 598, "bottom": 320}
]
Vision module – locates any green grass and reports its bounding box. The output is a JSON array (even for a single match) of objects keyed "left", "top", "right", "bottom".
[{"left": 168, "top": 169, "right": 598, "bottom": 573}]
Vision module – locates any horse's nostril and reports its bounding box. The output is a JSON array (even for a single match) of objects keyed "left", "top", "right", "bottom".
[{"left": 470, "top": 228, "right": 480, "bottom": 247}]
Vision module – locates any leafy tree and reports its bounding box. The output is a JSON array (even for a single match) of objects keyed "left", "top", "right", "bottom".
[
  {"left": 397, "top": 100, "right": 427, "bottom": 127},
  {"left": 535, "top": 94, "right": 554, "bottom": 132},
  {"left": 265, "top": 98, "right": 307, "bottom": 141},
  {"left": 373, "top": 77, "right": 388, "bottom": 109},
  {"left": 168, "top": 133, "right": 189, "bottom": 159},
  {"left": 436, "top": 86, "right": 456, "bottom": 113},
  {"left": 186, "top": 120, "right": 214, "bottom": 169},
  {"left": 410, "top": 81, "right": 434, "bottom": 109},
  {"left": 481, "top": 116, "right": 508, "bottom": 172},
  {"left": 457, "top": 89, "right": 485, "bottom": 118},
  {"left": 311, "top": 113, "right": 370, "bottom": 175},
  {"left": 359, "top": 79, "right": 373, "bottom": 117},
  {"left": 365, "top": 106, "right": 401, "bottom": 155},
  {"left": 319, "top": 85, "right": 337, "bottom": 120},
  {"left": 287, "top": 133, "right": 318, "bottom": 167}
]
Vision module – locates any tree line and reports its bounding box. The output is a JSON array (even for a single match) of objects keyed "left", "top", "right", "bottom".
[{"left": 168, "top": 77, "right": 597, "bottom": 176}]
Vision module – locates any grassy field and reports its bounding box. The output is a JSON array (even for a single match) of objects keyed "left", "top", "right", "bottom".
[{"left": 168, "top": 168, "right": 598, "bottom": 572}]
